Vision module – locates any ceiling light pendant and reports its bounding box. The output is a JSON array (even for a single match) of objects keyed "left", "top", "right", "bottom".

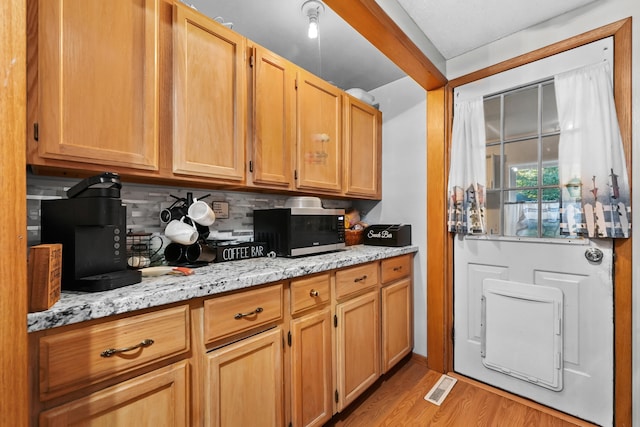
[{"left": 302, "top": 0, "right": 325, "bottom": 39}]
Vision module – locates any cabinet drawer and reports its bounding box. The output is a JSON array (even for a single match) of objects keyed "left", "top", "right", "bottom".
[
  {"left": 290, "top": 273, "right": 331, "bottom": 315},
  {"left": 335, "top": 262, "right": 379, "bottom": 300},
  {"left": 39, "top": 305, "right": 190, "bottom": 400},
  {"left": 204, "top": 283, "right": 283, "bottom": 344},
  {"left": 39, "top": 361, "right": 189, "bottom": 426},
  {"left": 381, "top": 255, "right": 412, "bottom": 284}
]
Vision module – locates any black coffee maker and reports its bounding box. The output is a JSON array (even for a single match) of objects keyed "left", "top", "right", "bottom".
[{"left": 40, "top": 172, "right": 141, "bottom": 291}]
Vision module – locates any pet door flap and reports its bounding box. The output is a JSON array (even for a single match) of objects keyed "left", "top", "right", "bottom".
[{"left": 481, "top": 278, "right": 564, "bottom": 391}]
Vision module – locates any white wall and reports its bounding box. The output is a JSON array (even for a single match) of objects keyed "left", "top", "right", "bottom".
[
  {"left": 447, "top": 1, "right": 639, "bottom": 424},
  {"left": 364, "top": 78, "right": 428, "bottom": 356}
]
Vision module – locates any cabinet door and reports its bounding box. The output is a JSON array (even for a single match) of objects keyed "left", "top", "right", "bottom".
[
  {"left": 250, "top": 46, "right": 295, "bottom": 189},
  {"left": 39, "top": 361, "right": 189, "bottom": 426},
  {"left": 335, "top": 290, "right": 380, "bottom": 412},
  {"left": 343, "top": 95, "right": 382, "bottom": 199},
  {"left": 291, "top": 308, "right": 332, "bottom": 427},
  {"left": 381, "top": 278, "right": 413, "bottom": 373},
  {"left": 35, "top": 0, "right": 159, "bottom": 170},
  {"left": 173, "top": 3, "right": 246, "bottom": 182},
  {"left": 296, "top": 69, "right": 342, "bottom": 193},
  {"left": 207, "top": 328, "right": 283, "bottom": 427}
]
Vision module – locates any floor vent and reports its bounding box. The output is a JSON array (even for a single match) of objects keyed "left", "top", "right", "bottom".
[{"left": 424, "top": 374, "right": 457, "bottom": 406}]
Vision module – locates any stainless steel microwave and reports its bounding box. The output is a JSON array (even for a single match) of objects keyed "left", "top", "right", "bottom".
[{"left": 253, "top": 207, "right": 346, "bottom": 257}]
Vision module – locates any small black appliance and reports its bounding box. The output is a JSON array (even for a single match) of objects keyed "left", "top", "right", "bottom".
[
  {"left": 40, "top": 172, "right": 141, "bottom": 291},
  {"left": 253, "top": 197, "right": 345, "bottom": 257}
]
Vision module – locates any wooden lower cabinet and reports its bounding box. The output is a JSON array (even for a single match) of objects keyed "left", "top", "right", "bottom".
[
  {"left": 206, "top": 327, "right": 284, "bottom": 427},
  {"left": 381, "top": 277, "right": 413, "bottom": 373},
  {"left": 30, "top": 257, "right": 413, "bottom": 425},
  {"left": 335, "top": 290, "right": 380, "bottom": 412},
  {"left": 290, "top": 307, "right": 333, "bottom": 427},
  {"left": 39, "top": 361, "right": 189, "bottom": 426}
]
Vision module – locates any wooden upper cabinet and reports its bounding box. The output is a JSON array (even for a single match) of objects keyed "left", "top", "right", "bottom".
[
  {"left": 172, "top": 3, "right": 246, "bottom": 182},
  {"left": 249, "top": 45, "right": 295, "bottom": 189},
  {"left": 33, "top": 0, "right": 159, "bottom": 170},
  {"left": 295, "top": 69, "right": 342, "bottom": 193},
  {"left": 343, "top": 95, "right": 382, "bottom": 199}
]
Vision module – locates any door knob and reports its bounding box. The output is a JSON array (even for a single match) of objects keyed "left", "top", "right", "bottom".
[{"left": 585, "top": 247, "right": 604, "bottom": 263}]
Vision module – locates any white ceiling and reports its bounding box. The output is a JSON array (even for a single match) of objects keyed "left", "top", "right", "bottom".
[
  {"left": 396, "top": 0, "right": 598, "bottom": 59},
  {"left": 184, "top": 0, "right": 598, "bottom": 92}
]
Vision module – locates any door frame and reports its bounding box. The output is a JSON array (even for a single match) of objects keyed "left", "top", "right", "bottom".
[
  {"left": 2, "top": 0, "right": 28, "bottom": 425},
  {"left": 427, "top": 18, "right": 633, "bottom": 426}
]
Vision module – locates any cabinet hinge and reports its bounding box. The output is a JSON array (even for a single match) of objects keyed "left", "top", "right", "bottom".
[
  {"left": 33, "top": 122, "right": 38, "bottom": 141},
  {"left": 333, "top": 314, "right": 337, "bottom": 328},
  {"left": 249, "top": 160, "right": 253, "bottom": 173},
  {"left": 287, "top": 331, "right": 292, "bottom": 347},
  {"left": 451, "top": 327, "right": 455, "bottom": 342},
  {"left": 335, "top": 390, "right": 339, "bottom": 403}
]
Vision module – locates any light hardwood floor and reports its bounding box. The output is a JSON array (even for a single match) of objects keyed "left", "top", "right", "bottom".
[{"left": 324, "top": 356, "right": 597, "bottom": 427}]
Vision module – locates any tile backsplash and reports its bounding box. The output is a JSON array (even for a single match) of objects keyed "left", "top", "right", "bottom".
[{"left": 26, "top": 172, "right": 352, "bottom": 247}]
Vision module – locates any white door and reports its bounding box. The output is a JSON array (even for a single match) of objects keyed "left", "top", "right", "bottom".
[{"left": 453, "top": 237, "right": 613, "bottom": 426}]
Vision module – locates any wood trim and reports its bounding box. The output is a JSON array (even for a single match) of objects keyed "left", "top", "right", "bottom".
[
  {"left": 323, "top": 0, "right": 447, "bottom": 91},
  {"left": 1, "top": 0, "right": 28, "bottom": 425},
  {"left": 448, "top": 17, "right": 632, "bottom": 88},
  {"left": 426, "top": 87, "right": 453, "bottom": 373},
  {"left": 441, "top": 18, "right": 633, "bottom": 427},
  {"left": 409, "top": 352, "right": 428, "bottom": 367},
  {"left": 611, "top": 18, "right": 633, "bottom": 427}
]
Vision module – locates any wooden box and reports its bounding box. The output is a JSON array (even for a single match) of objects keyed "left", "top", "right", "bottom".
[{"left": 28, "top": 244, "right": 62, "bottom": 312}]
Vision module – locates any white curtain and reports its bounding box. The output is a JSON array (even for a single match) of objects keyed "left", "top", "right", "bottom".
[
  {"left": 447, "top": 98, "right": 487, "bottom": 234},
  {"left": 555, "top": 61, "right": 631, "bottom": 238}
]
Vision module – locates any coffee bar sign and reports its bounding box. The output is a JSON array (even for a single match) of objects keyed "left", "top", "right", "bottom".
[
  {"left": 363, "top": 224, "right": 412, "bottom": 247},
  {"left": 214, "top": 242, "right": 267, "bottom": 263}
]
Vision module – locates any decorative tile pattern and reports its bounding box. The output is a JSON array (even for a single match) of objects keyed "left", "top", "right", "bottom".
[{"left": 26, "top": 172, "right": 351, "bottom": 246}]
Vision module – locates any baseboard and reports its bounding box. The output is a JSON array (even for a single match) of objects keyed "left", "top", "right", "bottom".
[{"left": 410, "top": 352, "right": 428, "bottom": 367}]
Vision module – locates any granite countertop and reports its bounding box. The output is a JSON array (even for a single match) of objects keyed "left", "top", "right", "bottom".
[{"left": 28, "top": 245, "right": 418, "bottom": 333}]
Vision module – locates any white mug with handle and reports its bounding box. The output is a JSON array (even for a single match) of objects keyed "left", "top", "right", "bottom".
[
  {"left": 188, "top": 199, "right": 216, "bottom": 226},
  {"left": 164, "top": 216, "right": 199, "bottom": 245}
]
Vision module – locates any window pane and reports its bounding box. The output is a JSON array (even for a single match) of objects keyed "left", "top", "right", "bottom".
[
  {"left": 486, "top": 191, "right": 500, "bottom": 235},
  {"left": 542, "top": 83, "right": 559, "bottom": 134},
  {"left": 504, "top": 86, "right": 538, "bottom": 139},
  {"left": 542, "top": 134, "right": 559, "bottom": 164},
  {"left": 484, "top": 97, "right": 501, "bottom": 143},
  {"left": 542, "top": 135, "right": 559, "bottom": 187},
  {"left": 504, "top": 196, "right": 538, "bottom": 237},
  {"left": 486, "top": 144, "right": 500, "bottom": 189},
  {"left": 541, "top": 193, "right": 561, "bottom": 237},
  {"left": 504, "top": 139, "right": 538, "bottom": 188}
]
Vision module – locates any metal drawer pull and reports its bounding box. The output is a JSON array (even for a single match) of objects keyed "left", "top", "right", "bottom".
[
  {"left": 309, "top": 289, "right": 319, "bottom": 297},
  {"left": 234, "top": 307, "right": 263, "bottom": 319},
  {"left": 393, "top": 266, "right": 403, "bottom": 271},
  {"left": 100, "top": 339, "right": 154, "bottom": 358},
  {"left": 353, "top": 275, "right": 368, "bottom": 282}
]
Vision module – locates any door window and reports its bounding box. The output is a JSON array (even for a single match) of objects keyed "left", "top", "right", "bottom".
[{"left": 484, "top": 81, "right": 562, "bottom": 238}]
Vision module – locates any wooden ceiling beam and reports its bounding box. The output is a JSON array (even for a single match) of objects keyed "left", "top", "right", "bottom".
[{"left": 324, "top": 0, "right": 447, "bottom": 91}]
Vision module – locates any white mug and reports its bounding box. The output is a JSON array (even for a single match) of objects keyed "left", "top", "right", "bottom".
[
  {"left": 188, "top": 200, "right": 216, "bottom": 226},
  {"left": 164, "top": 216, "right": 199, "bottom": 245}
]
